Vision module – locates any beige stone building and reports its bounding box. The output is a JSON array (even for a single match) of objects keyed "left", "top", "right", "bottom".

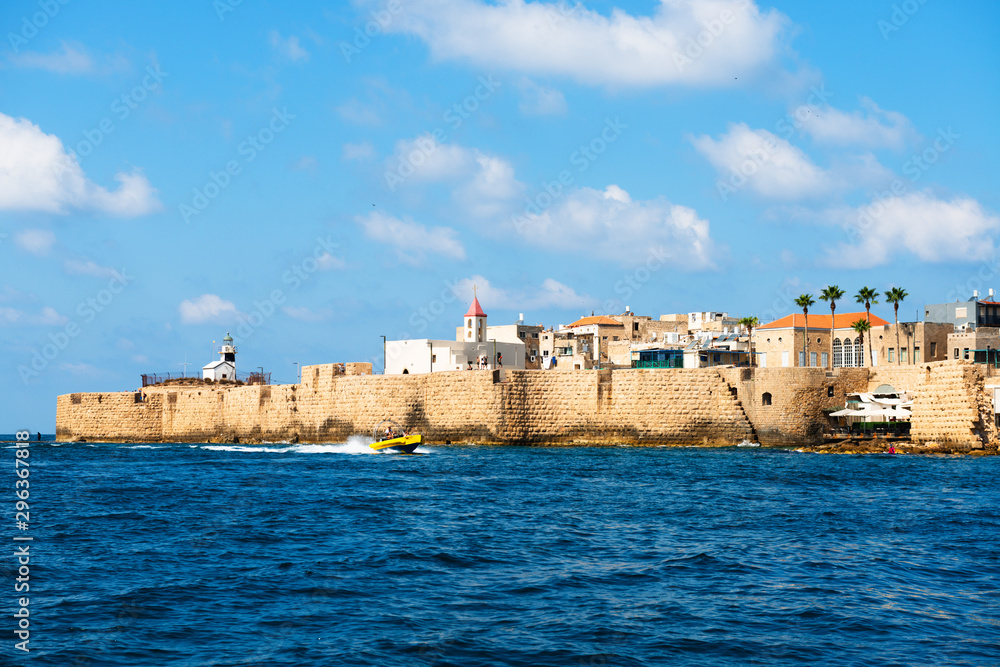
[
  {"left": 559, "top": 315, "right": 625, "bottom": 365},
  {"left": 870, "top": 322, "right": 953, "bottom": 365},
  {"left": 539, "top": 329, "right": 596, "bottom": 370},
  {"left": 948, "top": 327, "right": 1000, "bottom": 361},
  {"left": 755, "top": 312, "right": 890, "bottom": 368},
  {"left": 611, "top": 312, "right": 688, "bottom": 343}
]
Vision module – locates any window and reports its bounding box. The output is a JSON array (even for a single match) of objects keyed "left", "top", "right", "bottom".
[
  {"left": 888, "top": 348, "right": 894, "bottom": 362},
  {"left": 633, "top": 322, "right": 639, "bottom": 331},
  {"left": 930, "top": 342, "right": 937, "bottom": 357},
  {"left": 964, "top": 348, "right": 970, "bottom": 360},
  {"left": 822, "top": 352, "right": 828, "bottom": 367},
  {"left": 602, "top": 336, "right": 608, "bottom": 340},
  {"left": 519, "top": 332, "right": 526, "bottom": 339},
  {"left": 833, "top": 339, "right": 842, "bottom": 368},
  {"left": 613, "top": 336, "right": 619, "bottom": 341},
  {"left": 827, "top": 386, "right": 834, "bottom": 397},
  {"left": 914, "top": 347, "right": 921, "bottom": 363},
  {"left": 467, "top": 318, "right": 472, "bottom": 327},
  {"left": 810, "top": 352, "right": 817, "bottom": 367},
  {"left": 543, "top": 350, "right": 549, "bottom": 356},
  {"left": 799, "top": 351, "right": 805, "bottom": 367},
  {"left": 782, "top": 351, "right": 790, "bottom": 367},
  {"left": 956, "top": 306, "right": 968, "bottom": 318},
  {"left": 714, "top": 354, "right": 721, "bottom": 363},
  {"left": 432, "top": 354, "right": 437, "bottom": 363},
  {"left": 954, "top": 348, "right": 959, "bottom": 359},
  {"left": 760, "top": 353, "right": 767, "bottom": 367},
  {"left": 532, "top": 333, "right": 539, "bottom": 338},
  {"left": 901, "top": 348, "right": 908, "bottom": 363},
  {"left": 762, "top": 392, "right": 772, "bottom": 406}
]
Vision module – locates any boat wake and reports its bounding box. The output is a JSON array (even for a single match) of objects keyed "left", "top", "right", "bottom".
[{"left": 200, "top": 435, "right": 400, "bottom": 455}]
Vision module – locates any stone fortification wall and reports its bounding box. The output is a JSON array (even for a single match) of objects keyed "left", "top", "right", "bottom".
[
  {"left": 57, "top": 365, "right": 752, "bottom": 445},
  {"left": 55, "top": 361, "right": 995, "bottom": 449},
  {"left": 869, "top": 360, "right": 997, "bottom": 449},
  {"left": 720, "top": 367, "right": 869, "bottom": 446}
]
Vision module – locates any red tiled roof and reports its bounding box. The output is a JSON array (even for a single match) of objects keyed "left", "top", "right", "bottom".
[
  {"left": 567, "top": 315, "right": 623, "bottom": 327},
  {"left": 465, "top": 297, "right": 487, "bottom": 318},
  {"left": 758, "top": 312, "right": 890, "bottom": 330}
]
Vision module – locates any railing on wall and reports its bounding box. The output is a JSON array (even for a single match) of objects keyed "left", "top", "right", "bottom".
[
  {"left": 632, "top": 359, "right": 684, "bottom": 369},
  {"left": 140, "top": 370, "right": 271, "bottom": 387}
]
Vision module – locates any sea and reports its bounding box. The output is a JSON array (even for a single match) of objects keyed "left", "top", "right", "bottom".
[{"left": 2, "top": 437, "right": 999, "bottom": 666}]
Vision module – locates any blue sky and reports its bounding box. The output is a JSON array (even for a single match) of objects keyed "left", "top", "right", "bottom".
[{"left": 2, "top": 0, "right": 999, "bottom": 430}]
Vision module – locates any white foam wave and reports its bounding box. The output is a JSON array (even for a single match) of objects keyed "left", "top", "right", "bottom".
[{"left": 200, "top": 435, "right": 381, "bottom": 456}]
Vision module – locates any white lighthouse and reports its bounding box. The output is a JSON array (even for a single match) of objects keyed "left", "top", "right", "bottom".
[{"left": 202, "top": 332, "right": 236, "bottom": 381}]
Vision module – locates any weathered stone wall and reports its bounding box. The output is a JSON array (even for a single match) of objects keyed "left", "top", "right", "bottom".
[
  {"left": 720, "top": 367, "right": 869, "bottom": 446},
  {"left": 55, "top": 361, "right": 995, "bottom": 449},
  {"left": 870, "top": 360, "right": 998, "bottom": 449}
]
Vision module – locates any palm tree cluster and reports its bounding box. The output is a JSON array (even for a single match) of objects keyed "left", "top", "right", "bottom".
[{"left": 787, "top": 285, "right": 909, "bottom": 369}]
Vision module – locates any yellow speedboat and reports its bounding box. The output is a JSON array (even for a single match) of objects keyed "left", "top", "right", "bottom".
[{"left": 370, "top": 420, "right": 422, "bottom": 454}]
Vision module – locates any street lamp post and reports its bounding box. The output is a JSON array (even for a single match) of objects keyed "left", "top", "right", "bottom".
[
  {"left": 381, "top": 335, "right": 386, "bottom": 374},
  {"left": 428, "top": 342, "right": 433, "bottom": 373},
  {"left": 293, "top": 362, "right": 299, "bottom": 384},
  {"left": 490, "top": 339, "right": 496, "bottom": 369}
]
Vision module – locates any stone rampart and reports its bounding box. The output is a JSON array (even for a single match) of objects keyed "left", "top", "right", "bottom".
[
  {"left": 55, "top": 361, "right": 995, "bottom": 448},
  {"left": 869, "top": 360, "right": 998, "bottom": 449}
]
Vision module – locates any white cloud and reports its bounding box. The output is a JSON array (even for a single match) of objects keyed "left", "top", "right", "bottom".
[
  {"left": 289, "top": 155, "right": 318, "bottom": 171},
  {"left": 283, "top": 306, "right": 334, "bottom": 322},
  {"left": 454, "top": 275, "right": 594, "bottom": 311},
  {"left": 336, "top": 98, "right": 381, "bottom": 125},
  {"left": 8, "top": 42, "right": 94, "bottom": 73},
  {"left": 0, "top": 306, "right": 67, "bottom": 326},
  {"left": 823, "top": 191, "right": 1000, "bottom": 267},
  {"left": 690, "top": 123, "right": 892, "bottom": 200},
  {"left": 382, "top": 0, "right": 789, "bottom": 87},
  {"left": 14, "top": 229, "right": 56, "bottom": 255},
  {"left": 514, "top": 185, "right": 718, "bottom": 268},
  {"left": 386, "top": 135, "right": 524, "bottom": 215},
  {"left": 0, "top": 113, "right": 161, "bottom": 215},
  {"left": 342, "top": 142, "right": 376, "bottom": 161},
  {"left": 316, "top": 253, "right": 346, "bottom": 270},
  {"left": 516, "top": 78, "right": 567, "bottom": 116},
  {"left": 799, "top": 97, "right": 917, "bottom": 149},
  {"left": 179, "top": 294, "right": 240, "bottom": 324},
  {"left": 269, "top": 31, "right": 309, "bottom": 62},
  {"left": 358, "top": 211, "right": 465, "bottom": 265},
  {"left": 63, "top": 259, "right": 120, "bottom": 278}
]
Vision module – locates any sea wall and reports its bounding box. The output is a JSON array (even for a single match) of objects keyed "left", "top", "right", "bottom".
[
  {"left": 869, "top": 360, "right": 998, "bottom": 449},
  {"left": 55, "top": 361, "right": 996, "bottom": 448}
]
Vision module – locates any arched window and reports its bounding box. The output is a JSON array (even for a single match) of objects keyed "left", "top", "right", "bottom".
[
  {"left": 854, "top": 337, "right": 863, "bottom": 367},
  {"left": 833, "top": 338, "right": 842, "bottom": 368},
  {"left": 762, "top": 392, "right": 772, "bottom": 406},
  {"left": 402, "top": 369, "right": 409, "bottom": 374}
]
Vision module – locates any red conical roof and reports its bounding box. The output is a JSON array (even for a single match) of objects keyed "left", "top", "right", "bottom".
[{"left": 465, "top": 297, "right": 487, "bottom": 318}]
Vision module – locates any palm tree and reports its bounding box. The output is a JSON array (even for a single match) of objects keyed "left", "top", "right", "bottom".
[
  {"left": 739, "top": 316, "right": 759, "bottom": 367},
  {"left": 851, "top": 318, "right": 871, "bottom": 367},
  {"left": 795, "top": 294, "right": 815, "bottom": 367},
  {"left": 884, "top": 287, "right": 908, "bottom": 366},
  {"left": 819, "top": 286, "right": 845, "bottom": 369},
  {"left": 855, "top": 287, "right": 879, "bottom": 368}
]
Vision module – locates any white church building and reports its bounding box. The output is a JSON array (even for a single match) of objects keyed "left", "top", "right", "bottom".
[{"left": 385, "top": 295, "right": 526, "bottom": 374}]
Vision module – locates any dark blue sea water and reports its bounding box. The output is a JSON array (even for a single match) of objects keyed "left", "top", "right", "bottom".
[{"left": 3, "top": 439, "right": 1000, "bottom": 666}]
